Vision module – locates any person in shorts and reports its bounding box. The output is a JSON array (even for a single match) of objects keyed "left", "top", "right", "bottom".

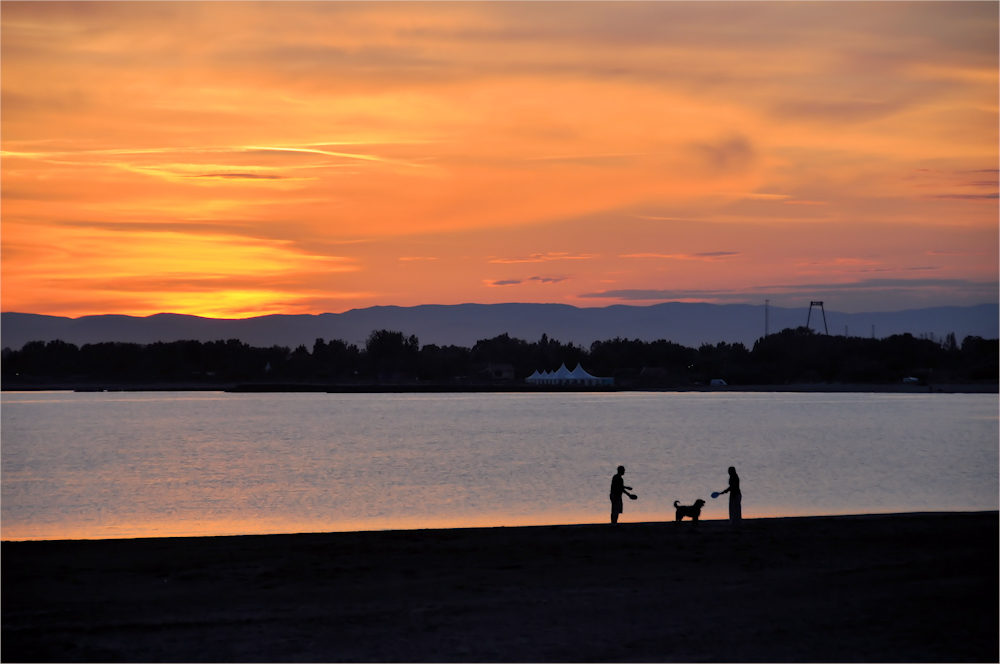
[{"left": 609, "top": 465, "right": 636, "bottom": 524}]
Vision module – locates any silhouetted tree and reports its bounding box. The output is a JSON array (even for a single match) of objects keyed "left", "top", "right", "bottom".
[
  {"left": 364, "top": 330, "right": 419, "bottom": 378},
  {"left": 417, "top": 344, "right": 471, "bottom": 380},
  {"left": 2, "top": 327, "right": 996, "bottom": 386},
  {"left": 312, "top": 338, "right": 361, "bottom": 379}
]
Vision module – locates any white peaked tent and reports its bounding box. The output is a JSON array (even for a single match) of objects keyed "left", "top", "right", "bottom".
[
  {"left": 525, "top": 363, "right": 613, "bottom": 386},
  {"left": 569, "top": 364, "right": 597, "bottom": 382}
]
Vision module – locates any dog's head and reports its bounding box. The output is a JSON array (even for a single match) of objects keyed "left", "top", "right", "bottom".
[{"left": 694, "top": 499, "right": 706, "bottom": 508}]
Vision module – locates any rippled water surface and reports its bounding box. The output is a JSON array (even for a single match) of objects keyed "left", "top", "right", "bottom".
[{"left": 2, "top": 391, "right": 996, "bottom": 540}]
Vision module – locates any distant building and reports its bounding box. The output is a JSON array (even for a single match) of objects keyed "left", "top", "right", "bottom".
[
  {"left": 482, "top": 363, "right": 515, "bottom": 380},
  {"left": 525, "top": 363, "right": 613, "bottom": 386}
]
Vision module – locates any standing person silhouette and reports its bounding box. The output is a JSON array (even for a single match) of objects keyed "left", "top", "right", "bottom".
[
  {"left": 609, "top": 465, "right": 636, "bottom": 524},
  {"left": 719, "top": 466, "right": 741, "bottom": 528}
]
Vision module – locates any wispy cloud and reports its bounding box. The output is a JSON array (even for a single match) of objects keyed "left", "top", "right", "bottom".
[
  {"left": 488, "top": 252, "right": 598, "bottom": 264},
  {"left": 690, "top": 135, "right": 756, "bottom": 172},
  {"left": 855, "top": 266, "right": 939, "bottom": 273},
  {"left": 621, "top": 252, "right": 739, "bottom": 261},
  {"left": 735, "top": 193, "right": 790, "bottom": 201},
  {"left": 486, "top": 275, "right": 567, "bottom": 287},
  {"left": 243, "top": 145, "right": 407, "bottom": 165},
  {"left": 772, "top": 98, "right": 908, "bottom": 124},
  {"left": 577, "top": 288, "right": 739, "bottom": 301},
  {"left": 192, "top": 173, "right": 287, "bottom": 180},
  {"left": 762, "top": 278, "right": 997, "bottom": 292},
  {"left": 797, "top": 258, "right": 879, "bottom": 267},
  {"left": 522, "top": 153, "right": 644, "bottom": 165},
  {"left": 928, "top": 193, "right": 998, "bottom": 200},
  {"left": 578, "top": 278, "right": 998, "bottom": 302}
]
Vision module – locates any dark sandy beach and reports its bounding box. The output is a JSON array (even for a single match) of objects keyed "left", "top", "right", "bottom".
[{"left": 3, "top": 512, "right": 997, "bottom": 662}]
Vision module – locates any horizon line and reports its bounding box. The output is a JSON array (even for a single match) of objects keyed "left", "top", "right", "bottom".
[{"left": 3, "top": 300, "right": 998, "bottom": 322}]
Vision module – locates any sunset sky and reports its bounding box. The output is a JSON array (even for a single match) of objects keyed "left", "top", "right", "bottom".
[{"left": 2, "top": 1, "right": 997, "bottom": 319}]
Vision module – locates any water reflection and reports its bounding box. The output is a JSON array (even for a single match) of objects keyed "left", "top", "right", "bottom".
[{"left": 2, "top": 391, "right": 997, "bottom": 540}]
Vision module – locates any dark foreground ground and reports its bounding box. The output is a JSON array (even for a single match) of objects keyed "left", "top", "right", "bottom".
[{"left": 3, "top": 512, "right": 997, "bottom": 662}]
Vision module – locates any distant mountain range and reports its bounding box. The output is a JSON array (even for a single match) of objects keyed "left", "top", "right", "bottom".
[{"left": 2, "top": 302, "right": 997, "bottom": 352}]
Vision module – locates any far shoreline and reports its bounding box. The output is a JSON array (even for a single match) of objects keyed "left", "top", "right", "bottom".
[{"left": 2, "top": 381, "right": 996, "bottom": 394}]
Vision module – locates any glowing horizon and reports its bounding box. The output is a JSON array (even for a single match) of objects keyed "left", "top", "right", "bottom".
[{"left": 2, "top": 1, "right": 997, "bottom": 319}]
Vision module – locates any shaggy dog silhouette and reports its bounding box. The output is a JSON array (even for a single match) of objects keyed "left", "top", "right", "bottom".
[{"left": 673, "top": 499, "right": 706, "bottom": 523}]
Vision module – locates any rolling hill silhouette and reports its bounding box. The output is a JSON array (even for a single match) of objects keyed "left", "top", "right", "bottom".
[{"left": 2, "top": 302, "right": 997, "bottom": 352}]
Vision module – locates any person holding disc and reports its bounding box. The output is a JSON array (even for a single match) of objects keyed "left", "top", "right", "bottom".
[
  {"left": 609, "top": 465, "right": 637, "bottom": 525},
  {"left": 718, "top": 466, "right": 741, "bottom": 529}
]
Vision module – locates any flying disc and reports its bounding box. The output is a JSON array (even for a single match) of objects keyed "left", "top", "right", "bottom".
[
  {"left": 629, "top": 494, "right": 638, "bottom": 500},
  {"left": 711, "top": 492, "right": 720, "bottom": 499}
]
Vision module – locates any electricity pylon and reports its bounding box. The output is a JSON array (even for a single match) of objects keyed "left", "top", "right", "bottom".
[{"left": 806, "top": 301, "right": 828, "bottom": 335}]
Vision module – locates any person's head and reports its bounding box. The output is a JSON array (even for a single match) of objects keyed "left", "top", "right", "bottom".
[
  {"left": 617, "top": 465, "right": 625, "bottom": 475},
  {"left": 728, "top": 466, "right": 737, "bottom": 475}
]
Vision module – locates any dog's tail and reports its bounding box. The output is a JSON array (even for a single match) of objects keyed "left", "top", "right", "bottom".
[{"left": 673, "top": 500, "right": 680, "bottom": 507}]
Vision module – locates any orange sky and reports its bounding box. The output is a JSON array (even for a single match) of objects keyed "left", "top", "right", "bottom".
[{"left": 2, "top": 1, "right": 997, "bottom": 318}]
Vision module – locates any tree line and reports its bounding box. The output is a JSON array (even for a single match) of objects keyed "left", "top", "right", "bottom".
[{"left": 1, "top": 327, "right": 996, "bottom": 386}]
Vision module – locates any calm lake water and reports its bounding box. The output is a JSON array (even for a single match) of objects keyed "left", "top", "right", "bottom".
[{"left": 2, "top": 391, "right": 997, "bottom": 540}]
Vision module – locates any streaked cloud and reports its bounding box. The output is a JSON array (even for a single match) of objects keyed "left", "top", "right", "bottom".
[
  {"left": 192, "top": 173, "right": 287, "bottom": 180},
  {"left": 797, "top": 258, "right": 880, "bottom": 267},
  {"left": 737, "top": 193, "right": 791, "bottom": 201},
  {"left": 622, "top": 252, "right": 739, "bottom": 261},
  {"left": 855, "top": 266, "right": 939, "bottom": 273},
  {"left": 577, "top": 288, "right": 743, "bottom": 302},
  {"left": 489, "top": 253, "right": 599, "bottom": 264},
  {"left": 487, "top": 276, "right": 568, "bottom": 287},
  {"left": 578, "top": 277, "right": 998, "bottom": 307},
  {"left": 762, "top": 278, "right": 996, "bottom": 292},
  {"left": 929, "top": 193, "right": 998, "bottom": 200}
]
